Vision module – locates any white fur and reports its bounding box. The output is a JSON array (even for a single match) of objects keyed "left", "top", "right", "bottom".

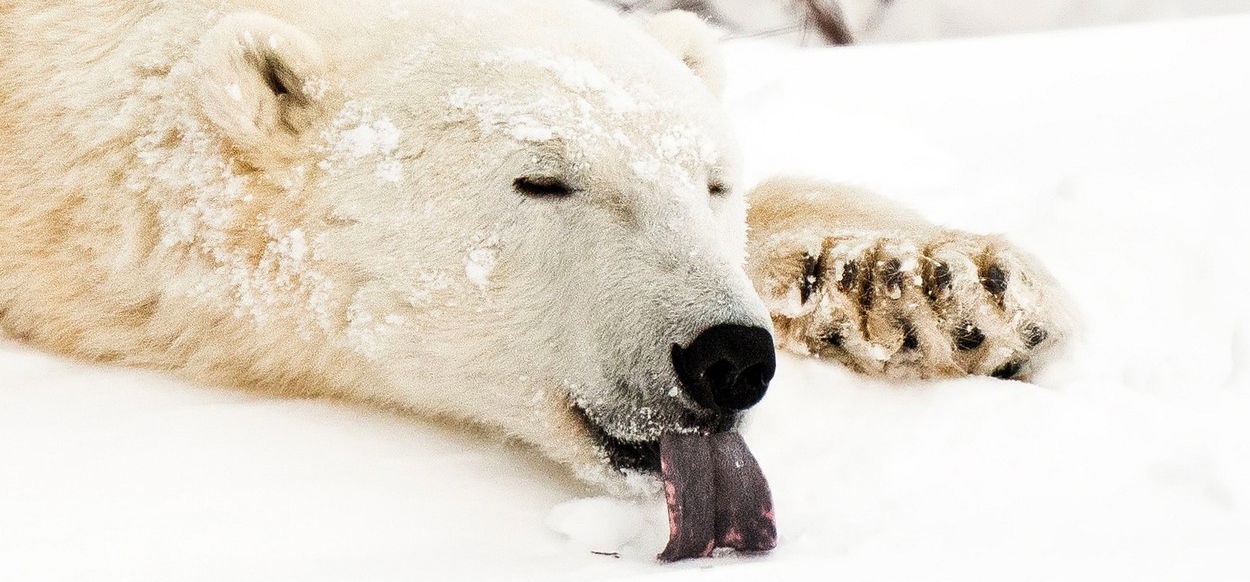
[
  {"left": 0, "top": 0, "right": 770, "bottom": 489},
  {"left": 0, "top": 0, "right": 1069, "bottom": 490}
]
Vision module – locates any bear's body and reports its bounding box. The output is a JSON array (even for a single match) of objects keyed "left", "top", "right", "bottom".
[{"left": 0, "top": 0, "right": 1068, "bottom": 490}]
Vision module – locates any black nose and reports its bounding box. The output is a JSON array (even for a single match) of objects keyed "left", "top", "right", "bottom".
[{"left": 671, "top": 324, "right": 776, "bottom": 412}]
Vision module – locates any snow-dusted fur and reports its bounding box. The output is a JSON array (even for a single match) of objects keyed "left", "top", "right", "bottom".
[{"left": 0, "top": 0, "right": 1068, "bottom": 488}]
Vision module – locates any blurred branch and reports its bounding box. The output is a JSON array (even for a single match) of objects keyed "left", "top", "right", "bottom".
[{"left": 802, "top": 0, "right": 855, "bottom": 45}]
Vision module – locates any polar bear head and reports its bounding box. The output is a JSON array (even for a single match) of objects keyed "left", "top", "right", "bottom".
[{"left": 185, "top": 0, "right": 773, "bottom": 486}]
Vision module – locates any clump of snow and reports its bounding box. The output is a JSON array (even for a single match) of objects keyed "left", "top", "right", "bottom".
[
  {"left": 318, "top": 101, "right": 405, "bottom": 183},
  {"left": 338, "top": 121, "right": 400, "bottom": 161},
  {"left": 487, "top": 48, "right": 639, "bottom": 114},
  {"left": 867, "top": 343, "right": 892, "bottom": 361},
  {"left": 509, "top": 123, "right": 557, "bottom": 143},
  {"left": 125, "top": 60, "right": 337, "bottom": 335},
  {"left": 408, "top": 271, "right": 454, "bottom": 306},
  {"left": 447, "top": 86, "right": 565, "bottom": 146},
  {"left": 303, "top": 77, "right": 330, "bottom": 101},
  {"left": 545, "top": 497, "right": 666, "bottom": 557},
  {"left": 342, "top": 277, "right": 413, "bottom": 359},
  {"left": 464, "top": 235, "right": 500, "bottom": 289},
  {"left": 345, "top": 305, "right": 406, "bottom": 359},
  {"left": 449, "top": 48, "right": 717, "bottom": 192},
  {"left": 374, "top": 160, "right": 403, "bottom": 183}
]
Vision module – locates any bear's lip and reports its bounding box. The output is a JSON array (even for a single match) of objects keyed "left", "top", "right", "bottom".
[
  {"left": 572, "top": 404, "right": 663, "bottom": 472},
  {"left": 599, "top": 431, "right": 663, "bottom": 473},
  {"left": 571, "top": 404, "right": 736, "bottom": 474}
]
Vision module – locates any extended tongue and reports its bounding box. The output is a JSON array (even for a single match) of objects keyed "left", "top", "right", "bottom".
[
  {"left": 657, "top": 431, "right": 776, "bottom": 562},
  {"left": 708, "top": 432, "right": 777, "bottom": 552}
]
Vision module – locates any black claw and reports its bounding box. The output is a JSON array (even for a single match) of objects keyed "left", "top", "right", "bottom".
[
  {"left": 799, "top": 252, "right": 823, "bottom": 304},
  {"left": 926, "top": 262, "right": 951, "bottom": 300},
  {"left": 991, "top": 361, "right": 1024, "bottom": 379},
  {"left": 981, "top": 264, "right": 1008, "bottom": 296},
  {"left": 1023, "top": 324, "right": 1049, "bottom": 349},
  {"left": 900, "top": 321, "right": 919, "bottom": 351},
  {"left": 881, "top": 258, "right": 904, "bottom": 298},
  {"left": 857, "top": 262, "right": 875, "bottom": 311},
  {"left": 954, "top": 323, "right": 985, "bottom": 351},
  {"left": 820, "top": 331, "right": 843, "bottom": 348},
  {"left": 838, "top": 260, "right": 858, "bottom": 293}
]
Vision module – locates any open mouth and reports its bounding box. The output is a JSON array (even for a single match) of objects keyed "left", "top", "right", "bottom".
[
  {"left": 571, "top": 404, "right": 662, "bottom": 473},
  {"left": 571, "top": 403, "right": 739, "bottom": 474},
  {"left": 571, "top": 404, "right": 776, "bottom": 561},
  {"left": 599, "top": 429, "right": 663, "bottom": 474}
]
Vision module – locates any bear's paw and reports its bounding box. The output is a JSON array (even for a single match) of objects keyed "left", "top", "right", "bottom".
[{"left": 755, "top": 230, "right": 1073, "bottom": 381}]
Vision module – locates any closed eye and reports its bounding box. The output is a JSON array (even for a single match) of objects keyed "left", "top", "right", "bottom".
[
  {"left": 514, "top": 176, "right": 574, "bottom": 198},
  {"left": 708, "top": 181, "right": 729, "bottom": 196}
]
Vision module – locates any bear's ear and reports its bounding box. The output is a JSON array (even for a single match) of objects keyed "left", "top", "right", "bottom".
[
  {"left": 195, "top": 13, "right": 330, "bottom": 166},
  {"left": 644, "top": 10, "right": 726, "bottom": 98}
]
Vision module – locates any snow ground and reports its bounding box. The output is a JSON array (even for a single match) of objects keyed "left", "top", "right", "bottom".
[
  {"left": 865, "top": 0, "right": 1250, "bottom": 42},
  {"left": 4, "top": 12, "right": 1250, "bottom": 582}
]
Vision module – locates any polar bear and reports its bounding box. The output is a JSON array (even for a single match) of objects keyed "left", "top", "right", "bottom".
[{"left": 0, "top": 0, "right": 1069, "bottom": 559}]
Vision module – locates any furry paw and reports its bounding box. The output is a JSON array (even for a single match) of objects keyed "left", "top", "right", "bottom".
[{"left": 749, "top": 229, "right": 1071, "bottom": 380}]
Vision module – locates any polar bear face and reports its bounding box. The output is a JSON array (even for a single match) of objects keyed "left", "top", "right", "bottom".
[{"left": 191, "top": 2, "right": 771, "bottom": 483}]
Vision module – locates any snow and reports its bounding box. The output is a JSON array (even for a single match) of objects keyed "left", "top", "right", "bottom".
[
  {"left": 866, "top": 0, "right": 1250, "bottom": 42},
  {"left": 4, "top": 9, "right": 1250, "bottom": 582},
  {"left": 318, "top": 101, "right": 404, "bottom": 183},
  {"left": 488, "top": 48, "right": 639, "bottom": 114},
  {"left": 126, "top": 61, "right": 339, "bottom": 333},
  {"left": 452, "top": 49, "right": 715, "bottom": 192},
  {"left": 464, "top": 235, "right": 501, "bottom": 290}
]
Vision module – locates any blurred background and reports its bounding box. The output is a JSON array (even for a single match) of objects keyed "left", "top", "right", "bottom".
[{"left": 602, "top": 0, "right": 1250, "bottom": 45}]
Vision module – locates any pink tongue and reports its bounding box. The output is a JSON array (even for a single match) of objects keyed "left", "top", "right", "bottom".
[{"left": 657, "top": 432, "right": 777, "bottom": 561}]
